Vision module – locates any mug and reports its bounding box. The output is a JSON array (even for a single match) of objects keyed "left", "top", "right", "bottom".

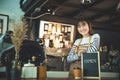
[{"left": 74, "top": 68, "right": 81, "bottom": 79}]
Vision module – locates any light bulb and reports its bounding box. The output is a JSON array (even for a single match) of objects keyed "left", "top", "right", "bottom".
[{"left": 81, "top": 0, "right": 94, "bottom": 4}]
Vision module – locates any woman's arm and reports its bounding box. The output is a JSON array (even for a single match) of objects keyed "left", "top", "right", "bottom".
[
  {"left": 67, "top": 39, "right": 80, "bottom": 62},
  {"left": 67, "top": 45, "right": 80, "bottom": 62},
  {"left": 87, "top": 33, "right": 100, "bottom": 53}
]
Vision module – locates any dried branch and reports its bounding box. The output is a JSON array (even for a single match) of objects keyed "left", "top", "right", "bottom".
[{"left": 11, "top": 21, "right": 28, "bottom": 54}]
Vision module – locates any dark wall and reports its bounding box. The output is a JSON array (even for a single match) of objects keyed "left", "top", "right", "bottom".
[{"left": 94, "top": 29, "right": 120, "bottom": 51}]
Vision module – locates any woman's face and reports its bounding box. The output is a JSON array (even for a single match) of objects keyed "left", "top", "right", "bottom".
[{"left": 77, "top": 21, "right": 90, "bottom": 37}]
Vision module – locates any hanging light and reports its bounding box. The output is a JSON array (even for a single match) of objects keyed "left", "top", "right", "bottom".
[
  {"left": 117, "top": 2, "right": 120, "bottom": 12},
  {"left": 81, "top": 0, "right": 94, "bottom": 4},
  {"left": 34, "top": 8, "right": 41, "bottom": 12},
  {"left": 47, "top": 8, "right": 51, "bottom": 12}
]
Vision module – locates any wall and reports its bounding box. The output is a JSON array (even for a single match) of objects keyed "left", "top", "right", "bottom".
[
  {"left": 0, "top": 0, "right": 119, "bottom": 51},
  {"left": 94, "top": 29, "right": 120, "bottom": 51},
  {"left": 0, "top": 0, "right": 24, "bottom": 32}
]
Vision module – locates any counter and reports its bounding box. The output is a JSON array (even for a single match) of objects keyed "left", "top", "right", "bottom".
[{"left": 1, "top": 71, "right": 119, "bottom": 80}]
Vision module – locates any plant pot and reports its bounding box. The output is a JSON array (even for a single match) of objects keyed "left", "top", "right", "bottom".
[{"left": 10, "top": 70, "right": 21, "bottom": 80}]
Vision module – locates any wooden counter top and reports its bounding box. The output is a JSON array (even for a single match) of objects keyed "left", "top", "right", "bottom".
[
  {"left": 22, "top": 75, "right": 119, "bottom": 80},
  {"left": 0, "top": 77, "right": 119, "bottom": 80}
]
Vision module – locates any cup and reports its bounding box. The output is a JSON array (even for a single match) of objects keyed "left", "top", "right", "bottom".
[
  {"left": 74, "top": 68, "right": 81, "bottom": 79},
  {"left": 38, "top": 66, "right": 47, "bottom": 79}
]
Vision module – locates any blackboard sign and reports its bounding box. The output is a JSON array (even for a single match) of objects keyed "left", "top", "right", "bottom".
[{"left": 81, "top": 52, "right": 101, "bottom": 80}]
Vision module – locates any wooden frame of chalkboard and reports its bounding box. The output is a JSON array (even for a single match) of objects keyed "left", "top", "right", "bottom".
[{"left": 81, "top": 52, "right": 101, "bottom": 80}]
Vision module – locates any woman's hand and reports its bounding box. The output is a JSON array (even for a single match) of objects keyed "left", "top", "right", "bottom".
[
  {"left": 78, "top": 46, "right": 88, "bottom": 51},
  {"left": 78, "top": 49, "right": 87, "bottom": 57}
]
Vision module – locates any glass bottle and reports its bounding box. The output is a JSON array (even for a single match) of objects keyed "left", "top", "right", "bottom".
[
  {"left": 49, "top": 39, "right": 53, "bottom": 48},
  {"left": 11, "top": 54, "right": 21, "bottom": 80}
]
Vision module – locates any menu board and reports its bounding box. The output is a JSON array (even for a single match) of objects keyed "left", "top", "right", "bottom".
[
  {"left": 81, "top": 52, "right": 101, "bottom": 80},
  {"left": 39, "top": 20, "right": 75, "bottom": 49}
]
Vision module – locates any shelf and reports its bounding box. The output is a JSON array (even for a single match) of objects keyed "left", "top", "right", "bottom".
[{"left": 46, "top": 47, "right": 71, "bottom": 57}]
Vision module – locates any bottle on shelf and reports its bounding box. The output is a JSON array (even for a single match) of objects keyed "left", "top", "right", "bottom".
[
  {"left": 32, "top": 56, "right": 36, "bottom": 66},
  {"left": 49, "top": 39, "right": 54, "bottom": 48},
  {"left": 60, "top": 41, "right": 64, "bottom": 48}
]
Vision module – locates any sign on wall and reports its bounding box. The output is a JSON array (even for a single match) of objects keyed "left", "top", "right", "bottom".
[
  {"left": 39, "top": 20, "right": 75, "bottom": 48},
  {"left": 81, "top": 52, "right": 101, "bottom": 80},
  {"left": 0, "top": 14, "right": 9, "bottom": 35}
]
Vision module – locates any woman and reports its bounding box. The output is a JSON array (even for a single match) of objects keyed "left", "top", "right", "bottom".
[{"left": 67, "top": 20, "right": 100, "bottom": 75}]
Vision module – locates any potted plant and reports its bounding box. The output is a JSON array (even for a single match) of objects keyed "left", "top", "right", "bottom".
[{"left": 10, "top": 21, "right": 28, "bottom": 80}]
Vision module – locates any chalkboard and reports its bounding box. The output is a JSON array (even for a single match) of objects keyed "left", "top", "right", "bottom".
[{"left": 81, "top": 52, "right": 101, "bottom": 80}]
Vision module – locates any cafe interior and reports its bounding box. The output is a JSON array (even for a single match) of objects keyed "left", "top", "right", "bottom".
[{"left": 0, "top": 0, "right": 120, "bottom": 80}]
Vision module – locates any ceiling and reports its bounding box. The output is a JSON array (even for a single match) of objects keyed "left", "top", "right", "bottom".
[{"left": 20, "top": 0, "right": 120, "bottom": 31}]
